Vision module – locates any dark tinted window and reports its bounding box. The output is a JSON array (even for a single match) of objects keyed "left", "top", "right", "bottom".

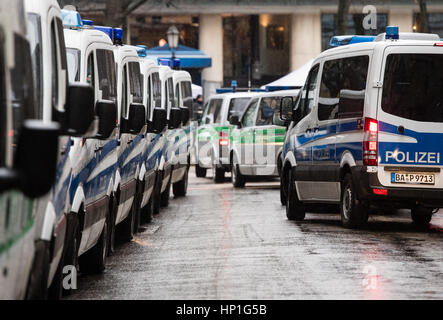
[
  {"left": 319, "top": 55, "right": 368, "bottom": 121},
  {"left": 27, "top": 13, "right": 43, "bottom": 118},
  {"left": 152, "top": 72, "right": 161, "bottom": 108},
  {"left": 381, "top": 54, "right": 443, "bottom": 122},
  {"left": 128, "top": 62, "right": 142, "bottom": 103},
  {"left": 206, "top": 99, "right": 223, "bottom": 124},
  {"left": 257, "top": 96, "right": 286, "bottom": 126},
  {"left": 228, "top": 97, "right": 250, "bottom": 118},
  {"left": 121, "top": 65, "right": 128, "bottom": 117},
  {"left": 168, "top": 77, "right": 175, "bottom": 108},
  {"left": 50, "top": 20, "right": 59, "bottom": 109},
  {"left": 180, "top": 81, "right": 193, "bottom": 110},
  {"left": 96, "top": 49, "right": 117, "bottom": 101},
  {"left": 299, "top": 64, "right": 319, "bottom": 119}
]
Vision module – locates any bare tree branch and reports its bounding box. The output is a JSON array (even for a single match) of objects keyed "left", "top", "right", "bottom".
[{"left": 337, "top": 0, "right": 351, "bottom": 35}]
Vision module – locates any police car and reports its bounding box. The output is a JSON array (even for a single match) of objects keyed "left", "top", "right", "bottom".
[
  {"left": 229, "top": 90, "right": 299, "bottom": 188},
  {"left": 63, "top": 13, "right": 119, "bottom": 273},
  {"left": 280, "top": 27, "right": 443, "bottom": 228},
  {"left": 0, "top": 0, "right": 60, "bottom": 299},
  {"left": 196, "top": 90, "right": 258, "bottom": 182},
  {"left": 24, "top": 1, "right": 95, "bottom": 298}
]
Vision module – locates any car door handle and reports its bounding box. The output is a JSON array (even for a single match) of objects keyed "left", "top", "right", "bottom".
[
  {"left": 150, "top": 137, "right": 156, "bottom": 142},
  {"left": 95, "top": 147, "right": 103, "bottom": 153},
  {"left": 127, "top": 139, "right": 133, "bottom": 145},
  {"left": 305, "top": 129, "right": 312, "bottom": 133}
]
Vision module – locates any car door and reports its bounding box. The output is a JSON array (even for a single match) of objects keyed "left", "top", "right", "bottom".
[
  {"left": 253, "top": 96, "right": 286, "bottom": 176},
  {"left": 237, "top": 98, "right": 259, "bottom": 175}
]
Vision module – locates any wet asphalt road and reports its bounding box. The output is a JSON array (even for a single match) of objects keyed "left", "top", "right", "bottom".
[{"left": 67, "top": 168, "right": 443, "bottom": 299}]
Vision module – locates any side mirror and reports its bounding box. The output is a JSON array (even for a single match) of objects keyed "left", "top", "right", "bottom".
[
  {"left": 0, "top": 120, "right": 60, "bottom": 198},
  {"left": 280, "top": 96, "right": 294, "bottom": 122},
  {"left": 229, "top": 114, "right": 241, "bottom": 127},
  {"left": 180, "top": 107, "right": 190, "bottom": 125},
  {"left": 95, "top": 100, "right": 117, "bottom": 139},
  {"left": 121, "top": 103, "right": 146, "bottom": 134},
  {"left": 65, "top": 83, "right": 95, "bottom": 136},
  {"left": 169, "top": 107, "right": 182, "bottom": 129},
  {"left": 148, "top": 107, "right": 167, "bottom": 133}
]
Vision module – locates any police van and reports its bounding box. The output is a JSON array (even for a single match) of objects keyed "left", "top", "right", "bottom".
[
  {"left": 171, "top": 70, "right": 193, "bottom": 197},
  {"left": 24, "top": 1, "right": 95, "bottom": 298},
  {"left": 135, "top": 49, "right": 167, "bottom": 221},
  {"left": 229, "top": 90, "right": 299, "bottom": 188},
  {"left": 280, "top": 27, "right": 443, "bottom": 228},
  {"left": 63, "top": 14, "right": 119, "bottom": 273},
  {"left": 156, "top": 65, "right": 183, "bottom": 208},
  {"left": 0, "top": 0, "right": 60, "bottom": 299},
  {"left": 196, "top": 91, "right": 258, "bottom": 182}
]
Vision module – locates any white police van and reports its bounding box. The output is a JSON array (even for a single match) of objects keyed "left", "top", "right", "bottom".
[
  {"left": 171, "top": 70, "right": 193, "bottom": 197},
  {"left": 137, "top": 50, "right": 167, "bottom": 220},
  {"left": 281, "top": 27, "right": 443, "bottom": 228},
  {"left": 24, "top": 1, "right": 95, "bottom": 298},
  {"left": 112, "top": 43, "right": 146, "bottom": 241},
  {"left": 63, "top": 14, "right": 119, "bottom": 273},
  {"left": 156, "top": 65, "right": 183, "bottom": 208},
  {"left": 0, "top": 0, "right": 60, "bottom": 299}
]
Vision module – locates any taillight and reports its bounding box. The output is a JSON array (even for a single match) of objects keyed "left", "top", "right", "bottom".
[
  {"left": 219, "top": 130, "right": 229, "bottom": 146},
  {"left": 363, "top": 117, "right": 378, "bottom": 166}
]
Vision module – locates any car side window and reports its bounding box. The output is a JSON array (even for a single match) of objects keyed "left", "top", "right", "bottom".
[
  {"left": 242, "top": 98, "right": 259, "bottom": 127},
  {"left": 299, "top": 64, "right": 319, "bottom": 119},
  {"left": 50, "top": 19, "right": 59, "bottom": 110},
  {"left": 257, "top": 97, "right": 282, "bottom": 126},
  {"left": 96, "top": 49, "right": 117, "bottom": 102},
  {"left": 121, "top": 64, "right": 128, "bottom": 117}
]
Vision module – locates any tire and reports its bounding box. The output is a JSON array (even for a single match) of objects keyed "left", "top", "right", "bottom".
[
  {"left": 62, "top": 214, "right": 80, "bottom": 296},
  {"left": 280, "top": 167, "right": 287, "bottom": 206},
  {"left": 48, "top": 248, "right": 64, "bottom": 300},
  {"left": 79, "top": 214, "right": 108, "bottom": 274},
  {"left": 152, "top": 171, "right": 162, "bottom": 215},
  {"left": 340, "top": 173, "right": 368, "bottom": 228},
  {"left": 213, "top": 167, "right": 225, "bottom": 183},
  {"left": 411, "top": 207, "right": 433, "bottom": 226},
  {"left": 160, "top": 175, "right": 171, "bottom": 207},
  {"left": 141, "top": 194, "right": 154, "bottom": 224},
  {"left": 286, "top": 168, "right": 305, "bottom": 221},
  {"left": 231, "top": 160, "right": 245, "bottom": 188},
  {"left": 117, "top": 195, "right": 136, "bottom": 242},
  {"left": 173, "top": 166, "right": 189, "bottom": 197},
  {"left": 107, "top": 195, "right": 117, "bottom": 256},
  {"left": 133, "top": 182, "right": 143, "bottom": 233},
  {"left": 25, "top": 240, "right": 50, "bottom": 300},
  {"left": 195, "top": 164, "right": 207, "bottom": 178}
]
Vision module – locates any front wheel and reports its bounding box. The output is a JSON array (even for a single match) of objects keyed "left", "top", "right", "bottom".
[
  {"left": 411, "top": 207, "right": 433, "bottom": 226},
  {"left": 340, "top": 173, "right": 368, "bottom": 228},
  {"left": 231, "top": 162, "right": 245, "bottom": 188},
  {"left": 286, "top": 168, "right": 305, "bottom": 221},
  {"left": 173, "top": 167, "right": 189, "bottom": 197},
  {"left": 280, "top": 168, "right": 287, "bottom": 206},
  {"left": 160, "top": 175, "right": 171, "bottom": 207}
]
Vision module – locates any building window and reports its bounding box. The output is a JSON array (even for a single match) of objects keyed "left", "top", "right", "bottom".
[
  {"left": 413, "top": 13, "right": 443, "bottom": 37},
  {"left": 266, "top": 25, "right": 285, "bottom": 50},
  {"left": 321, "top": 13, "right": 388, "bottom": 51}
]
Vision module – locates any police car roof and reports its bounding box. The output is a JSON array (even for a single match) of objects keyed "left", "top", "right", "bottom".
[
  {"left": 254, "top": 89, "right": 300, "bottom": 99},
  {"left": 25, "top": 0, "right": 60, "bottom": 17},
  {"left": 139, "top": 58, "right": 158, "bottom": 73},
  {"left": 209, "top": 91, "right": 259, "bottom": 100},
  {"left": 64, "top": 28, "right": 114, "bottom": 50},
  {"left": 173, "top": 70, "right": 191, "bottom": 81},
  {"left": 317, "top": 32, "right": 442, "bottom": 62},
  {"left": 114, "top": 45, "right": 139, "bottom": 63}
]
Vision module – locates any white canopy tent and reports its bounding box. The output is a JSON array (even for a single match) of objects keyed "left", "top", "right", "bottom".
[{"left": 262, "top": 59, "right": 314, "bottom": 89}]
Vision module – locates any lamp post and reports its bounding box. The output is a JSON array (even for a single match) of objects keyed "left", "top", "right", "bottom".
[{"left": 167, "top": 25, "right": 179, "bottom": 69}]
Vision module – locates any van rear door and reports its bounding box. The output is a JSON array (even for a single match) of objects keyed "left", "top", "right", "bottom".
[{"left": 377, "top": 46, "right": 443, "bottom": 189}]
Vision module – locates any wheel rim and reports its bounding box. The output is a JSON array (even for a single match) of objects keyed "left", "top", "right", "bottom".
[{"left": 342, "top": 187, "right": 352, "bottom": 220}]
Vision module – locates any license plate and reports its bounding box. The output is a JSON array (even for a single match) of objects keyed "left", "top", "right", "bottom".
[{"left": 391, "top": 172, "right": 435, "bottom": 185}]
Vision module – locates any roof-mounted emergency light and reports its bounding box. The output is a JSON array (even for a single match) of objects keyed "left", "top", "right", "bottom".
[
  {"left": 385, "top": 26, "right": 399, "bottom": 40},
  {"left": 61, "top": 9, "right": 83, "bottom": 29},
  {"left": 173, "top": 58, "right": 180, "bottom": 68},
  {"left": 94, "top": 26, "right": 113, "bottom": 41},
  {"left": 159, "top": 59, "right": 172, "bottom": 67},
  {"left": 136, "top": 45, "right": 147, "bottom": 57},
  {"left": 329, "top": 35, "right": 375, "bottom": 47},
  {"left": 82, "top": 19, "right": 94, "bottom": 27},
  {"left": 113, "top": 28, "right": 123, "bottom": 45}
]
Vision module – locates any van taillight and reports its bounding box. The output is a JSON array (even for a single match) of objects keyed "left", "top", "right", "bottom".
[
  {"left": 363, "top": 117, "right": 378, "bottom": 166},
  {"left": 219, "top": 130, "right": 229, "bottom": 146}
]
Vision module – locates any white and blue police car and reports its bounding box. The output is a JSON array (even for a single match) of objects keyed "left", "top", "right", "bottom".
[{"left": 281, "top": 27, "right": 443, "bottom": 228}]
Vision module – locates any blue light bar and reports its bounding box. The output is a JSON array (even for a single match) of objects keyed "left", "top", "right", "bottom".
[
  {"left": 386, "top": 26, "right": 399, "bottom": 40},
  {"left": 82, "top": 19, "right": 94, "bottom": 26},
  {"left": 61, "top": 9, "right": 83, "bottom": 28},
  {"left": 216, "top": 88, "right": 234, "bottom": 94},
  {"left": 173, "top": 58, "right": 181, "bottom": 68},
  {"left": 329, "top": 35, "right": 375, "bottom": 47},
  {"left": 231, "top": 80, "right": 237, "bottom": 88},
  {"left": 113, "top": 28, "right": 123, "bottom": 45},
  {"left": 136, "top": 45, "right": 147, "bottom": 57},
  {"left": 94, "top": 26, "right": 113, "bottom": 41},
  {"left": 159, "top": 59, "right": 172, "bottom": 67},
  {"left": 265, "top": 86, "right": 300, "bottom": 92}
]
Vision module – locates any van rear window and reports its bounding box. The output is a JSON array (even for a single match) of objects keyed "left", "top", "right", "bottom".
[{"left": 381, "top": 54, "right": 443, "bottom": 122}]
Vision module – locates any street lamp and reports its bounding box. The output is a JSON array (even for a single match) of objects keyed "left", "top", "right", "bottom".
[{"left": 167, "top": 25, "right": 179, "bottom": 68}]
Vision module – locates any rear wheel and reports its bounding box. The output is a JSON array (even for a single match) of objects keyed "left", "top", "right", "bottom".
[
  {"left": 195, "top": 164, "right": 207, "bottom": 178},
  {"left": 26, "top": 240, "right": 50, "bottom": 300},
  {"left": 340, "top": 173, "right": 368, "bottom": 228},
  {"left": 117, "top": 195, "right": 136, "bottom": 242},
  {"left": 280, "top": 167, "right": 288, "bottom": 206},
  {"left": 411, "top": 207, "right": 433, "bottom": 226},
  {"left": 160, "top": 174, "right": 171, "bottom": 207},
  {"left": 286, "top": 168, "right": 305, "bottom": 221},
  {"left": 79, "top": 214, "right": 108, "bottom": 274},
  {"left": 173, "top": 167, "right": 189, "bottom": 197},
  {"left": 213, "top": 167, "right": 225, "bottom": 183},
  {"left": 152, "top": 171, "right": 162, "bottom": 215}
]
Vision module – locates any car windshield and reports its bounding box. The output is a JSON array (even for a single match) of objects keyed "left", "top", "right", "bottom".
[
  {"left": 66, "top": 48, "right": 80, "bottom": 83},
  {"left": 228, "top": 97, "right": 251, "bottom": 117},
  {"left": 381, "top": 53, "right": 443, "bottom": 122}
]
